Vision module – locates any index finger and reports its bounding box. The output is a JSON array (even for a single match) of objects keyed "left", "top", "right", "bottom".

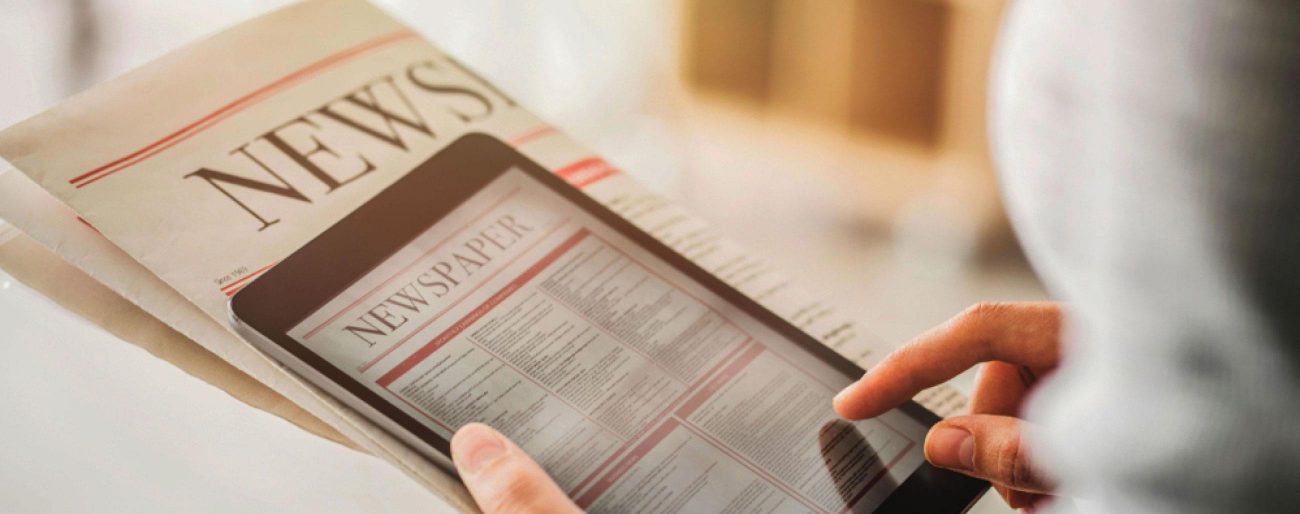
[{"left": 833, "top": 302, "right": 1061, "bottom": 420}]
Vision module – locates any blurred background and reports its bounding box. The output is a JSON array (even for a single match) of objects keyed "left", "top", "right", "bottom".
[{"left": 1, "top": 1, "right": 1044, "bottom": 512}]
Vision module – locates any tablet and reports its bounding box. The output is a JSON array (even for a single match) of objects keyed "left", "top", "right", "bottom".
[{"left": 229, "top": 133, "right": 986, "bottom": 513}]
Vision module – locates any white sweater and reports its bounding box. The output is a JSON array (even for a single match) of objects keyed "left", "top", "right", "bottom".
[{"left": 991, "top": 1, "right": 1300, "bottom": 512}]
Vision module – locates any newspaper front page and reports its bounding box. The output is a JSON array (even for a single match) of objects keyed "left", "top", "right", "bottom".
[{"left": 0, "top": 0, "right": 965, "bottom": 509}]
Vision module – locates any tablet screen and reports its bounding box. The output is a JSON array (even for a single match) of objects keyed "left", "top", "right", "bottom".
[{"left": 282, "top": 163, "right": 929, "bottom": 512}]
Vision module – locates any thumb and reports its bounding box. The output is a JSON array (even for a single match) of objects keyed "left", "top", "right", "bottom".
[
  {"left": 923, "top": 414, "right": 1055, "bottom": 494},
  {"left": 451, "top": 423, "right": 583, "bottom": 514}
]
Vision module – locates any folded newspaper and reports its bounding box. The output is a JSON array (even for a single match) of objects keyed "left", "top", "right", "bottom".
[{"left": 0, "top": 0, "right": 966, "bottom": 509}]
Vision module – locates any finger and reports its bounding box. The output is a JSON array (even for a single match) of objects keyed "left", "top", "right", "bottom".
[
  {"left": 973, "top": 360, "right": 1044, "bottom": 506},
  {"left": 451, "top": 423, "right": 582, "bottom": 514},
  {"left": 834, "top": 302, "right": 1061, "bottom": 420},
  {"left": 972, "top": 361, "right": 1029, "bottom": 507},
  {"left": 924, "top": 414, "right": 1055, "bottom": 494},
  {"left": 971, "top": 361, "right": 1034, "bottom": 416}
]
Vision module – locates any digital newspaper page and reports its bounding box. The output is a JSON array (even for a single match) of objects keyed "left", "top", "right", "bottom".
[
  {"left": 289, "top": 167, "right": 927, "bottom": 513},
  {"left": 0, "top": 0, "right": 965, "bottom": 509}
]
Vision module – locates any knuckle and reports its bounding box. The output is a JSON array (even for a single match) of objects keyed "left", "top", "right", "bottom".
[
  {"left": 956, "top": 302, "right": 1015, "bottom": 344},
  {"left": 995, "top": 432, "right": 1035, "bottom": 490},
  {"left": 960, "top": 302, "right": 1005, "bottom": 327}
]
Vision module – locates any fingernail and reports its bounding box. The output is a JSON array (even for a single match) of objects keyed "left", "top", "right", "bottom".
[
  {"left": 453, "top": 424, "right": 507, "bottom": 474},
  {"left": 927, "top": 427, "right": 975, "bottom": 471},
  {"left": 832, "top": 383, "right": 854, "bottom": 406},
  {"left": 834, "top": 373, "right": 869, "bottom": 406}
]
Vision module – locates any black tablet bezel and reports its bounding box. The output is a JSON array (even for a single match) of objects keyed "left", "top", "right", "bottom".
[{"left": 231, "top": 133, "right": 987, "bottom": 513}]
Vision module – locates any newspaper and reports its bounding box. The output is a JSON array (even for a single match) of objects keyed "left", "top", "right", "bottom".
[{"left": 0, "top": 0, "right": 965, "bottom": 509}]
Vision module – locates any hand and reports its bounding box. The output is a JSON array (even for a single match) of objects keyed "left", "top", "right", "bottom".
[
  {"left": 451, "top": 423, "right": 583, "bottom": 514},
  {"left": 832, "top": 302, "right": 1061, "bottom": 510}
]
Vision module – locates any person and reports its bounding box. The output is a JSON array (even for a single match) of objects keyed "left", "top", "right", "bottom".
[{"left": 449, "top": 1, "right": 1300, "bottom": 512}]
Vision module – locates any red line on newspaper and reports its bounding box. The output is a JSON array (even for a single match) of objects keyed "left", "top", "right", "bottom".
[
  {"left": 507, "top": 125, "right": 558, "bottom": 147},
  {"left": 301, "top": 187, "right": 524, "bottom": 341},
  {"left": 376, "top": 229, "right": 628, "bottom": 438},
  {"left": 671, "top": 339, "right": 914, "bottom": 512},
  {"left": 559, "top": 231, "right": 917, "bottom": 511},
  {"left": 587, "top": 226, "right": 912, "bottom": 420},
  {"left": 676, "top": 344, "right": 910, "bottom": 513},
  {"left": 567, "top": 339, "right": 755, "bottom": 497},
  {"left": 674, "top": 421, "right": 827, "bottom": 513},
  {"left": 221, "top": 262, "right": 278, "bottom": 297},
  {"left": 673, "top": 343, "right": 765, "bottom": 419},
  {"left": 69, "top": 29, "right": 420, "bottom": 189},
  {"left": 555, "top": 157, "right": 619, "bottom": 189},
  {"left": 377, "top": 229, "right": 590, "bottom": 387},
  {"left": 353, "top": 220, "right": 570, "bottom": 373},
  {"left": 465, "top": 326, "right": 627, "bottom": 439},
  {"left": 75, "top": 217, "right": 100, "bottom": 233},
  {"left": 585, "top": 223, "right": 886, "bottom": 398},
  {"left": 574, "top": 418, "right": 681, "bottom": 509},
  {"left": 573, "top": 343, "right": 831, "bottom": 512},
  {"left": 675, "top": 343, "right": 912, "bottom": 513},
  {"left": 685, "top": 340, "right": 915, "bottom": 509},
  {"left": 672, "top": 347, "right": 842, "bottom": 512}
]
